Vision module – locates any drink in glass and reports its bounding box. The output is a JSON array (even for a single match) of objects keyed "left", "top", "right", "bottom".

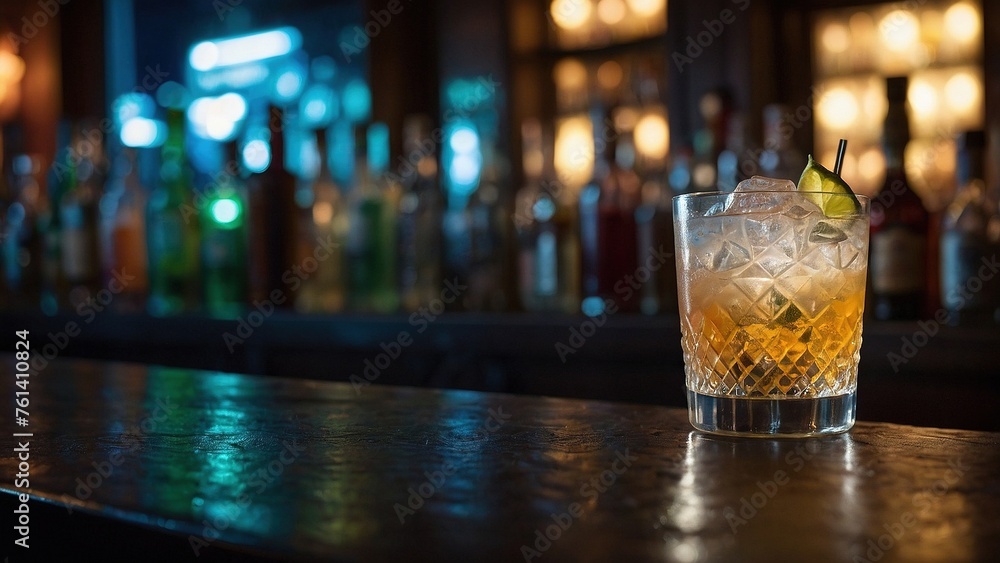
[{"left": 673, "top": 180, "right": 869, "bottom": 436}]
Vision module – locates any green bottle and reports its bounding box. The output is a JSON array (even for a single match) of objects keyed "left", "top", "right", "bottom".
[
  {"left": 60, "top": 126, "right": 103, "bottom": 311},
  {"left": 296, "top": 127, "right": 347, "bottom": 313},
  {"left": 347, "top": 123, "right": 399, "bottom": 313},
  {"left": 146, "top": 109, "right": 200, "bottom": 316},
  {"left": 41, "top": 123, "right": 72, "bottom": 314},
  {"left": 200, "top": 140, "right": 248, "bottom": 317}
]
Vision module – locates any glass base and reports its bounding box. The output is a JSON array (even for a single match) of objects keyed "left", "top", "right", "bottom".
[{"left": 687, "top": 390, "right": 856, "bottom": 437}]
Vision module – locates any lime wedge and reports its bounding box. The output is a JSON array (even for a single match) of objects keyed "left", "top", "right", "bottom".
[{"left": 796, "top": 154, "right": 862, "bottom": 217}]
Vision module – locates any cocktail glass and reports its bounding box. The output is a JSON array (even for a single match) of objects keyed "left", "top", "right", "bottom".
[{"left": 673, "top": 184, "right": 870, "bottom": 436}]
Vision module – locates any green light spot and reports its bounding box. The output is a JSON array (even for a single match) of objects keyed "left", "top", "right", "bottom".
[{"left": 210, "top": 198, "right": 240, "bottom": 225}]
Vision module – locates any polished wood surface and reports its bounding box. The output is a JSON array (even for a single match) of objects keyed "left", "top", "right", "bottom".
[
  {"left": 4, "top": 310, "right": 999, "bottom": 432},
  {"left": 1, "top": 356, "right": 998, "bottom": 562}
]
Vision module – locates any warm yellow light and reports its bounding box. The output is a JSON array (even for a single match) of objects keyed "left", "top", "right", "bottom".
[
  {"left": 553, "top": 58, "right": 588, "bottom": 93},
  {"left": 634, "top": 113, "right": 669, "bottom": 161},
  {"left": 944, "top": 71, "right": 980, "bottom": 113},
  {"left": 417, "top": 158, "right": 437, "bottom": 177},
  {"left": 818, "top": 88, "right": 858, "bottom": 128},
  {"left": 0, "top": 49, "right": 26, "bottom": 109},
  {"left": 908, "top": 80, "right": 938, "bottom": 119},
  {"left": 849, "top": 12, "right": 875, "bottom": 37},
  {"left": 692, "top": 163, "right": 715, "bottom": 189},
  {"left": 858, "top": 147, "right": 885, "bottom": 183},
  {"left": 597, "top": 0, "right": 627, "bottom": 25},
  {"left": 944, "top": 2, "right": 980, "bottom": 43},
  {"left": 626, "top": 0, "right": 664, "bottom": 18},
  {"left": 614, "top": 107, "right": 640, "bottom": 132},
  {"left": 551, "top": 0, "right": 593, "bottom": 31},
  {"left": 313, "top": 201, "right": 333, "bottom": 225},
  {"left": 831, "top": 152, "right": 857, "bottom": 185},
  {"left": 555, "top": 115, "right": 594, "bottom": 190},
  {"left": 0, "top": 51, "right": 26, "bottom": 84},
  {"left": 822, "top": 22, "right": 850, "bottom": 54},
  {"left": 596, "top": 60, "right": 623, "bottom": 91},
  {"left": 879, "top": 10, "right": 920, "bottom": 52},
  {"left": 862, "top": 85, "right": 887, "bottom": 122}
]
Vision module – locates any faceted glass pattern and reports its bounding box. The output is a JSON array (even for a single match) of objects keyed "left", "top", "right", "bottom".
[{"left": 675, "top": 191, "right": 869, "bottom": 399}]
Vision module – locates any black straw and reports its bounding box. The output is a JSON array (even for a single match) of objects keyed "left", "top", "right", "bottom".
[{"left": 834, "top": 139, "right": 848, "bottom": 176}]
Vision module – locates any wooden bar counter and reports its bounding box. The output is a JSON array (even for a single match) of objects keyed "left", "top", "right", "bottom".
[{"left": 2, "top": 356, "right": 998, "bottom": 562}]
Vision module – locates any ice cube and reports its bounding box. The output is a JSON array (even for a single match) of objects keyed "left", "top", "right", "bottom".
[
  {"left": 734, "top": 176, "right": 797, "bottom": 193},
  {"left": 705, "top": 201, "right": 728, "bottom": 216},
  {"left": 784, "top": 205, "right": 815, "bottom": 220},
  {"left": 809, "top": 221, "right": 848, "bottom": 244},
  {"left": 723, "top": 176, "right": 801, "bottom": 215},
  {"left": 712, "top": 240, "right": 751, "bottom": 271}
]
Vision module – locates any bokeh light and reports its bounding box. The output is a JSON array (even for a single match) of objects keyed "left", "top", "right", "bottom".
[
  {"left": 626, "top": 0, "right": 664, "bottom": 18},
  {"left": 634, "top": 113, "right": 669, "bottom": 161},
  {"left": 555, "top": 115, "right": 594, "bottom": 190},
  {"left": 551, "top": 0, "right": 592, "bottom": 31},
  {"left": 818, "top": 88, "right": 859, "bottom": 128},
  {"left": 878, "top": 10, "right": 920, "bottom": 52},
  {"left": 944, "top": 2, "right": 979, "bottom": 43},
  {"left": 822, "top": 22, "right": 850, "bottom": 53}
]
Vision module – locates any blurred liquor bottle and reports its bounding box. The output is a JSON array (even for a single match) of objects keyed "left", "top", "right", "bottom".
[
  {"left": 667, "top": 148, "right": 693, "bottom": 195},
  {"left": 397, "top": 115, "right": 442, "bottom": 312},
  {"left": 147, "top": 108, "right": 200, "bottom": 316},
  {"left": 296, "top": 127, "right": 347, "bottom": 313},
  {"left": 631, "top": 61, "right": 675, "bottom": 315},
  {"left": 758, "top": 104, "right": 805, "bottom": 183},
  {"left": 580, "top": 108, "right": 640, "bottom": 315},
  {"left": 347, "top": 122, "right": 399, "bottom": 313},
  {"left": 940, "top": 130, "right": 997, "bottom": 326},
  {"left": 870, "top": 76, "right": 930, "bottom": 321},
  {"left": 40, "top": 122, "right": 72, "bottom": 314},
  {"left": 690, "top": 89, "right": 733, "bottom": 192},
  {"left": 99, "top": 147, "right": 148, "bottom": 312},
  {"left": 716, "top": 111, "right": 746, "bottom": 192},
  {"left": 200, "top": 140, "right": 248, "bottom": 317},
  {"left": 464, "top": 137, "right": 510, "bottom": 312},
  {"left": 60, "top": 125, "right": 104, "bottom": 311},
  {"left": 247, "top": 106, "right": 298, "bottom": 307},
  {"left": 441, "top": 150, "right": 471, "bottom": 310},
  {"left": 635, "top": 151, "right": 676, "bottom": 316},
  {"left": 2, "top": 153, "right": 43, "bottom": 309},
  {"left": 516, "top": 118, "right": 579, "bottom": 313}
]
